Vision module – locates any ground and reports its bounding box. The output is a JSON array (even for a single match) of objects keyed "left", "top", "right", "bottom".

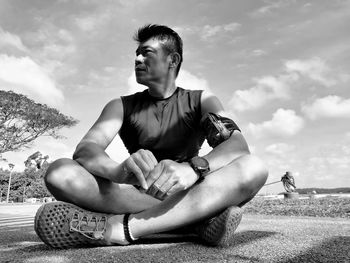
[{"left": 0, "top": 203, "right": 349, "bottom": 263}]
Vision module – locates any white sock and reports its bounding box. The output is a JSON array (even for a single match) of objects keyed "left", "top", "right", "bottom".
[{"left": 104, "top": 215, "right": 129, "bottom": 245}]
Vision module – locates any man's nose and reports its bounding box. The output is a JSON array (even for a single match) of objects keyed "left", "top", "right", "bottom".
[{"left": 135, "top": 54, "right": 144, "bottom": 64}]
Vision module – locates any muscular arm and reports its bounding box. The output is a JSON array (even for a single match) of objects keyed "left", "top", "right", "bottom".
[
  {"left": 73, "top": 98, "right": 156, "bottom": 189},
  {"left": 200, "top": 91, "right": 250, "bottom": 173},
  {"left": 73, "top": 99, "right": 124, "bottom": 181}
]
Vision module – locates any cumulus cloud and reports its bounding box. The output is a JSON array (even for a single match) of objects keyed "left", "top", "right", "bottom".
[
  {"left": 285, "top": 57, "right": 336, "bottom": 87},
  {"left": 0, "top": 27, "right": 28, "bottom": 52},
  {"left": 247, "top": 108, "right": 304, "bottom": 138},
  {"left": 229, "top": 57, "right": 343, "bottom": 112},
  {"left": 0, "top": 54, "right": 64, "bottom": 106},
  {"left": 229, "top": 74, "right": 295, "bottom": 111},
  {"left": 127, "top": 69, "right": 211, "bottom": 94},
  {"left": 265, "top": 143, "right": 295, "bottom": 155},
  {"left": 302, "top": 95, "right": 350, "bottom": 119}
]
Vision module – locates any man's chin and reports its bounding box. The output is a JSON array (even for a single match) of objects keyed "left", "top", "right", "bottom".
[{"left": 135, "top": 77, "right": 148, "bottom": 86}]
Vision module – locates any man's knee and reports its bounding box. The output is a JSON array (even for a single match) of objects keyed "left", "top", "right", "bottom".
[
  {"left": 44, "top": 158, "right": 82, "bottom": 192},
  {"left": 237, "top": 154, "right": 268, "bottom": 196}
]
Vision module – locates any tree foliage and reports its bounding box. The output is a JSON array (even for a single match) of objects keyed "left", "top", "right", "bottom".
[
  {"left": 0, "top": 161, "right": 52, "bottom": 202},
  {"left": 0, "top": 90, "right": 78, "bottom": 154}
]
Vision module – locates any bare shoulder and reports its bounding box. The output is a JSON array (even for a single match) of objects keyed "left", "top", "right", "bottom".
[
  {"left": 200, "top": 90, "right": 226, "bottom": 117},
  {"left": 101, "top": 98, "right": 123, "bottom": 119},
  {"left": 78, "top": 97, "right": 124, "bottom": 149}
]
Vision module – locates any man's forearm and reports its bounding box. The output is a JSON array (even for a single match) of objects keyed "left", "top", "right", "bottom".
[
  {"left": 73, "top": 142, "right": 122, "bottom": 181},
  {"left": 202, "top": 131, "right": 250, "bottom": 174}
]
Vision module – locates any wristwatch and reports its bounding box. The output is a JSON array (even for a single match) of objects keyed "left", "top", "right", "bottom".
[{"left": 189, "top": 156, "right": 210, "bottom": 182}]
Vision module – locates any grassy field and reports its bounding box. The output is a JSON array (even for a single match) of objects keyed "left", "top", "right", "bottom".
[{"left": 244, "top": 196, "right": 350, "bottom": 218}]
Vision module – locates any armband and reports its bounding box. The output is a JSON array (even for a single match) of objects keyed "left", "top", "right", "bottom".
[{"left": 200, "top": 112, "right": 241, "bottom": 148}]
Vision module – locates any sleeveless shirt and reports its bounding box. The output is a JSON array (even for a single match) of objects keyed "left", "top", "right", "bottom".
[{"left": 119, "top": 87, "right": 205, "bottom": 162}]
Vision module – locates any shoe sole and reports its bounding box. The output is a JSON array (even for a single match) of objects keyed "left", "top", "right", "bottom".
[
  {"left": 34, "top": 201, "right": 108, "bottom": 249},
  {"left": 197, "top": 206, "right": 243, "bottom": 247}
]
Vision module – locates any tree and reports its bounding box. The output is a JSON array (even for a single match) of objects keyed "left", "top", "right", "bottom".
[
  {"left": 0, "top": 90, "right": 78, "bottom": 154},
  {"left": 24, "top": 151, "right": 49, "bottom": 169}
]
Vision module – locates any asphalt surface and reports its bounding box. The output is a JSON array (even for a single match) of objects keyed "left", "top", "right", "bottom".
[{"left": 0, "top": 203, "right": 349, "bottom": 263}]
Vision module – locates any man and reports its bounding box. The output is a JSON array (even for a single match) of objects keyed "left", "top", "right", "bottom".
[{"left": 34, "top": 24, "right": 268, "bottom": 248}]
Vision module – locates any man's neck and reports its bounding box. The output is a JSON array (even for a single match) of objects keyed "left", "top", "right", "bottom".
[{"left": 147, "top": 75, "right": 177, "bottom": 99}]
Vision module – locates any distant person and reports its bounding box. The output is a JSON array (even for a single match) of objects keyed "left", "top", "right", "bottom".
[
  {"left": 281, "top": 171, "right": 296, "bottom": 192},
  {"left": 34, "top": 24, "right": 268, "bottom": 248}
]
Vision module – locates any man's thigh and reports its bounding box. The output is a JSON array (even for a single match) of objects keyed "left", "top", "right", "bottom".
[{"left": 45, "top": 158, "right": 161, "bottom": 214}]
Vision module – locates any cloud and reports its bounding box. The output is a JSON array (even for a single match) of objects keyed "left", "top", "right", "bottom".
[
  {"left": 251, "top": 49, "right": 267, "bottom": 57},
  {"left": 250, "top": 1, "right": 289, "bottom": 17},
  {"left": 229, "top": 74, "right": 295, "bottom": 111},
  {"left": 201, "top": 23, "right": 241, "bottom": 40},
  {"left": 176, "top": 70, "right": 211, "bottom": 92},
  {"left": 247, "top": 108, "right": 304, "bottom": 138},
  {"left": 127, "top": 69, "right": 211, "bottom": 94},
  {"left": 0, "top": 27, "right": 28, "bottom": 52},
  {"left": 302, "top": 95, "right": 350, "bottom": 119},
  {"left": 265, "top": 143, "right": 295, "bottom": 155},
  {"left": 75, "top": 9, "right": 112, "bottom": 32},
  {"left": 0, "top": 54, "right": 64, "bottom": 107},
  {"left": 229, "top": 57, "right": 344, "bottom": 112},
  {"left": 285, "top": 57, "right": 336, "bottom": 87},
  {"left": 174, "top": 23, "right": 241, "bottom": 41},
  {"left": 308, "top": 155, "right": 350, "bottom": 172}
]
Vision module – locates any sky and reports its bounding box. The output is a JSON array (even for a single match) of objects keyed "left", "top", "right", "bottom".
[{"left": 0, "top": 0, "right": 349, "bottom": 194}]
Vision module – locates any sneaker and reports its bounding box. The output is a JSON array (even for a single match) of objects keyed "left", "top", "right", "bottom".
[
  {"left": 34, "top": 201, "right": 112, "bottom": 248},
  {"left": 195, "top": 206, "right": 243, "bottom": 246}
]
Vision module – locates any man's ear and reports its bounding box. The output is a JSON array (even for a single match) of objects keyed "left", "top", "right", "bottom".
[{"left": 169, "top": 52, "right": 181, "bottom": 68}]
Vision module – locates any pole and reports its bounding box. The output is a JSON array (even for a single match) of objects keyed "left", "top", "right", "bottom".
[
  {"left": 6, "top": 163, "right": 14, "bottom": 203},
  {"left": 23, "top": 185, "right": 26, "bottom": 203}
]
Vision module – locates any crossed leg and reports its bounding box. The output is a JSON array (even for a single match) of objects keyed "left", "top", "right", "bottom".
[{"left": 45, "top": 154, "right": 268, "bottom": 240}]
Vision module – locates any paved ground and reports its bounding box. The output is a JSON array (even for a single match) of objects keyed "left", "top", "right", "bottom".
[{"left": 0, "top": 203, "right": 349, "bottom": 263}]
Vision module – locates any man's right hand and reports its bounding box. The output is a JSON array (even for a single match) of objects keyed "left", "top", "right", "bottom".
[{"left": 113, "top": 149, "right": 158, "bottom": 189}]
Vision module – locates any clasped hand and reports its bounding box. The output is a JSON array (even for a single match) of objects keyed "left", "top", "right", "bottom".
[{"left": 117, "top": 149, "right": 199, "bottom": 200}]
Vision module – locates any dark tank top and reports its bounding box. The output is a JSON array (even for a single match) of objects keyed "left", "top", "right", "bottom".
[{"left": 119, "top": 87, "right": 205, "bottom": 162}]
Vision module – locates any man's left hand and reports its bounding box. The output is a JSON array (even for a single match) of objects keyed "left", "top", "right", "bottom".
[{"left": 144, "top": 159, "right": 199, "bottom": 200}]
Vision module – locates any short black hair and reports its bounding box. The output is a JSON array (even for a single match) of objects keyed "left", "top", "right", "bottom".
[{"left": 133, "top": 24, "right": 183, "bottom": 76}]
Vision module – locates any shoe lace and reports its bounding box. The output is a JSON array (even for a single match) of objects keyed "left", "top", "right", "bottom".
[{"left": 69, "top": 210, "right": 108, "bottom": 240}]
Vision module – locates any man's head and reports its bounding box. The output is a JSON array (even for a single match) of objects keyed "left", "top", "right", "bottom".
[{"left": 133, "top": 24, "right": 183, "bottom": 85}]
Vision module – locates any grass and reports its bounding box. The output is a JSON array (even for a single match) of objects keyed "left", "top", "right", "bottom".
[{"left": 244, "top": 196, "right": 350, "bottom": 218}]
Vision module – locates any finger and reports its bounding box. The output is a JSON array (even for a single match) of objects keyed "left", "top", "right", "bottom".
[
  {"left": 146, "top": 150, "right": 158, "bottom": 167},
  {"left": 126, "top": 158, "right": 148, "bottom": 190},
  {"left": 152, "top": 171, "right": 171, "bottom": 192},
  {"left": 146, "top": 183, "right": 161, "bottom": 197},
  {"left": 149, "top": 173, "right": 171, "bottom": 200},
  {"left": 158, "top": 179, "right": 176, "bottom": 195},
  {"left": 133, "top": 153, "right": 153, "bottom": 178},
  {"left": 155, "top": 180, "right": 176, "bottom": 200},
  {"left": 146, "top": 163, "right": 163, "bottom": 187},
  {"left": 141, "top": 152, "right": 157, "bottom": 179}
]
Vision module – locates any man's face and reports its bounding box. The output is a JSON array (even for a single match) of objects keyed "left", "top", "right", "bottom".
[{"left": 135, "top": 38, "right": 171, "bottom": 85}]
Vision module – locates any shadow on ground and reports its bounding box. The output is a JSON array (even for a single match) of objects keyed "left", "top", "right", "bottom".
[
  {"left": 281, "top": 236, "right": 350, "bottom": 263},
  {"left": 0, "top": 226, "right": 276, "bottom": 263}
]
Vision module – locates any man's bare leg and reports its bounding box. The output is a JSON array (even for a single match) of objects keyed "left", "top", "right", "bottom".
[
  {"left": 44, "top": 155, "right": 267, "bottom": 243},
  {"left": 45, "top": 158, "right": 160, "bottom": 214},
  {"left": 126, "top": 154, "right": 267, "bottom": 239}
]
